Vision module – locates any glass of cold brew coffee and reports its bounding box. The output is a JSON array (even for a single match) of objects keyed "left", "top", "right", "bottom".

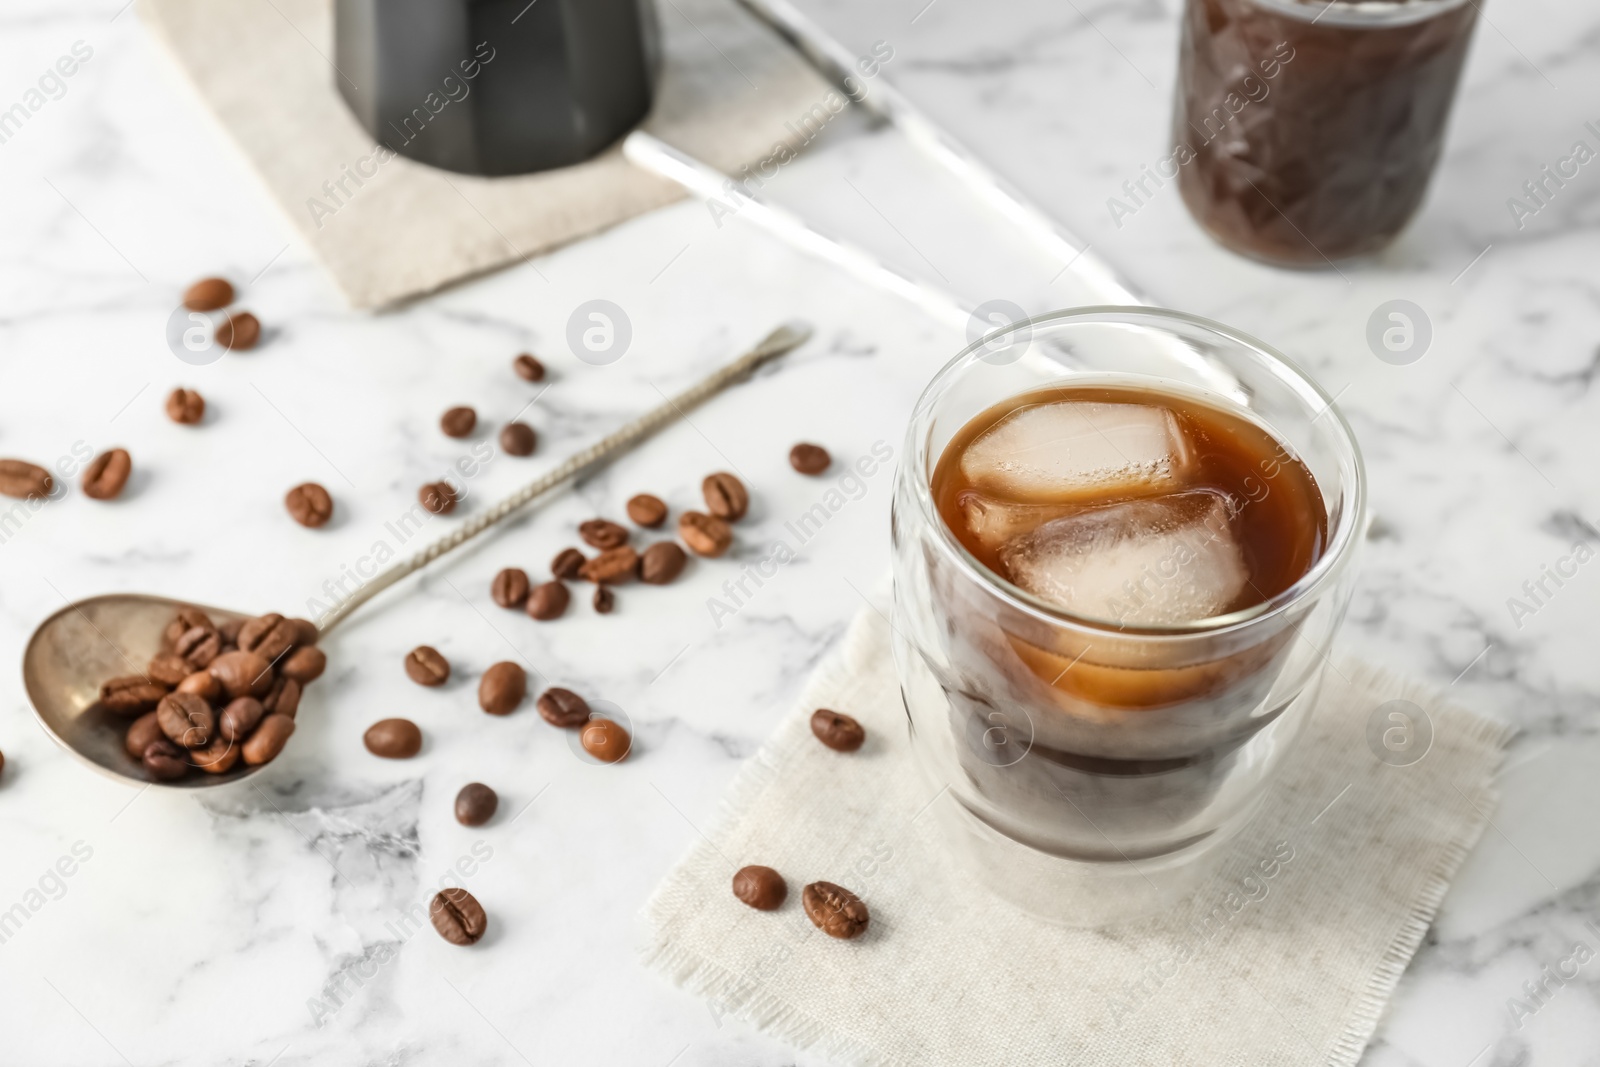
[
  {"left": 890, "top": 307, "right": 1365, "bottom": 925},
  {"left": 1172, "top": 0, "right": 1480, "bottom": 266}
]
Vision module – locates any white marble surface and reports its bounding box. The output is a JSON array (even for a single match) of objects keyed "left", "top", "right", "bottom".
[{"left": 1, "top": 0, "right": 1597, "bottom": 1063}]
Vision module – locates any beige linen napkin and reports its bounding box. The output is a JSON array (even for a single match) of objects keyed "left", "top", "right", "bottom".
[
  {"left": 142, "top": 0, "right": 832, "bottom": 308},
  {"left": 644, "top": 600, "right": 1511, "bottom": 1066}
]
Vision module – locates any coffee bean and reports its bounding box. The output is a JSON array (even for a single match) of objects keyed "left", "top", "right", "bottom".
[
  {"left": 702, "top": 472, "right": 749, "bottom": 521},
  {"left": 288, "top": 618, "right": 319, "bottom": 647},
  {"left": 215, "top": 310, "right": 260, "bottom": 350},
  {"left": 148, "top": 652, "right": 191, "bottom": 688},
  {"left": 192, "top": 733, "right": 241, "bottom": 774},
  {"left": 639, "top": 542, "right": 687, "bottom": 585},
  {"left": 678, "top": 511, "right": 732, "bottom": 558},
  {"left": 243, "top": 714, "right": 296, "bottom": 764},
  {"left": 536, "top": 687, "right": 590, "bottom": 728},
  {"left": 281, "top": 645, "right": 326, "bottom": 684},
  {"left": 499, "top": 422, "right": 536, "bottom": 456},
  {"left": 166, "top": 388, "right": 205, "bottom": 425},
  {"left": 732, "top": 865, "right": 787, "bottom": 911},
  {"left": 264, "top": 676, "right": 301, "bottom": 719},
  {"left": 219, "top": 697, "right": 266, "bottom": 743},
  {"left": 405, "top": 646, "right": 450, "bottom": 687},
  {"left": 802, "top": 881, "right": 869, "bottom": 939},
  {"left": 209, "top": 650, "right": 274, "bottom": 699},
  {"left": 593, "top": 586, "right": 615, "bottom": 614},
  {"left": 440, "top": 406, "right": 477, "bottom": 438},
  {"left": 124, "top": 711, "right": 165, "bottom": 760},
  {"left": 454, "top": 783, "right": 498, "bottom": 826},
  {"left": 100, "top": 675, "right": 168, "bottom": 717},
  {"left": 157, "top": 692, "right": 214, "bottom": 748},
  {"left": 478, "top": 662, "right": 526, "bottom": 715},
  {"left": 551, "top": 547, "right": 586, "bottom": 580},
  {"left": 82, "top": 449, "right": 131, "bottom": 501},
  {"left": 512, "top": 353, "right": 545, "bottom": 381},
  {"left": 579, "top": 546, "right": 639, "bottom": 584},
  {"left": 491, "top": 568, "right": 530, "bottom": 609},
  {"left": 142, "top": 738, "right": 189, "bottom": 781},
  {"left": 526, "top": 580, "right": 569, "bottom": 621},
  {"left": 239, "top": 613, "right": 298, "bottom": 663},
  {"left": 419, "top": 481, "right": 457, "bottom": 515},
  {"left": 579, "top": 519, "right": 629, "bottom": 549},
  {"left": 183, "top": 276, "right": 234, "bottom": 311},
  {"left": 430, "top": 888, "right": 487, "bottom": 946},
  {"left": 810, "top": 708, "right": 865, "bottom": 753},
  {"left": 580, "top": 718, "right": 631, "bottom": 764},
  {"left": 0, "top": 460, "right": 52, "bottom": 500},
  {"left": 164, "top": 608, "right": 214, "bottom": 648},
  {"left": 285, "top": 483, "right": 333, "bottom": 528},
  {"left": 626, "top": 493, "right": 667, "bottom": 527},
  {"left": 790, "top": 442, "right": 830, "bottom": 475},
  {"left": 363, "top": 717, "right": 421, "bottom": 758},
  {"left": 177, "top": 670, "right": 223, "bottom": 702},
  {"left": 173, "top": 625, "right": 222, "bottom": 670}
]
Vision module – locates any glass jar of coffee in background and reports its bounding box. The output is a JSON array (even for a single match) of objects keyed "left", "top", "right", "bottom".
[{"left": 1172, "top": 0, "right": 1480, "bottom": 266}]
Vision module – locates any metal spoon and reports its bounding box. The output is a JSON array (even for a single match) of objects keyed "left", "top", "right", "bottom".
[{"left": 22, "top": 323, "right": 812, "bottom": 790}]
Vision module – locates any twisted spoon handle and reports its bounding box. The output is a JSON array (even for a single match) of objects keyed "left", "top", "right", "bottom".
[{"left": 315, "top": 322, "right": 813, "bottom": 634}]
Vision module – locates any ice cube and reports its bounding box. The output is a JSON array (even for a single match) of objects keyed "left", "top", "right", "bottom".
[
  {"left": 997, "top": 490, "right": 1248, "bottom": 626},
  {"left": 960, "top": 401, "right": 1191, "bottom": 503},
  {"left": 958, "top": 491, "right": 1079, "bottom": 552}
]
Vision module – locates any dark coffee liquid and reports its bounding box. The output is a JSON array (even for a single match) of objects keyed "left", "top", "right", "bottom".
[
  {"left": 1173, "top": 0, "right": 1479, "bottom": 265},
  {"left": 933, "top": 384, "right": 1325, "bottom": 627}
]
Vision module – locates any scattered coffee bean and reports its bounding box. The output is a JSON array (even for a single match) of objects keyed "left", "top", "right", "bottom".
[
  {"left": 0, "top": 460, "right": 52, "bottom": 500},
  {"left": 419, "top": 481, "right": 457, "bottom": 515},
  {"left": 215, "top": 310, "right": 260, "bottom": 351},
  {"left": 810, "top": 708, "right": 865, "bottom": 753},
  {"left": 593, "top": 586, "right": 615, "bottom": 614},
  {"left": 491, "top": 567, "right": 530, "bottom": 608},
  {"left": 244, "top": 714, "right": 296, "bottom": 765},
  {"left": 526, "top": 580, "right": 570, "bottom": 621},
  {"left": 551, "top": 547, "right": 586, "bottom": 580},
  {"left": 430, "top": 887, "right": 487, "bottom": 946},
  {"left": 264, "top": 676, "right": 301, "bottom": 719},
  {"left": 626, "top": 493, "right": 667, "bottom": 528},
  {"left": 285, "top": 483, "right": 334, "bottom": 528},
  {"left": 148, "top": 651, "right": 191, "bottom": 688},
  {"left": 124, "top": 712, "right": 165, "bottom": 760},
  {"left": 166, "top": 387, "right": 205, "bottom": 425},
  {"left": 405, "top": 646, "right": 450, "bottom": 687},
  {"left": 802, "top": 881, "right": 869, "bottom": 939},
  {"left": 512, "top": 353, "right": 545, "bottom": 381},
  {"left": 678, "top": 511, "right": 732, "bottom": 558},
  {"left": 157, "top": 692, "right": 214, "bottom": 748},
  {"left": 639, "top": 542, "right": 687, "bottom": 585},
  {"left": 363, "top": 717, "right": 421, "bottom": 759},
  {"left": 580, "top": 718, "right": 631, "bottom": 764},
  {"left": 579, "top": 519, "right": 629, "bottom": 550},
  {"left": 499, "top": 421, "right": 536, "bottom": 456},
  {"left": 455, "top": 783, "right": 498, "bottom": 826},
  {"left": 209, "top": 650, "right": 274, "bottom": 699},
  {"left": 702, "top": 472, "right": 749, "bottom": 521},
  {"left": 219, "top": 697, "right": 266, "bottom": 743},
  {"left": 238, "top": 613, "right": 298, "bottom": 663},
  {"left": 183, "top": 276, "right": 234, "bottom": 311},
  {"left": 142, "top": 739, "right": 189, "bottom": 781},
  {"left": 192, "top": 733, "right": 241, "bottom": 775},
  {"left": 441, "top": 406, "right": 477, "bottom": 438},
  {"left": 81, "top": 448, "right": 132, "bottom": 501},
  {"left": 580, "top": 546, "right": 639, "bottom": 584},
  {"left": 100, "top": 675, "right": 167, "bottom": 717},
  {"left": 478, "top": 662, "right": 526, "bottom": 715},
  {"left": 173, "top": 625, "right": 222, "bottom": 670},
  {"left": 536, "top": 687, "right": 590, "bottom": 728},
  {"left": 790, "top": 442, "right": 831, "bottom": 475},
  {"left": 281, "top": 645, "right": 326, "bottom": 684},
  {"left": 177, "top": 670, "right": 223, "bottom": 702},
  {"left": 732, "top": 866, "right": 787, "bottom": 911}
]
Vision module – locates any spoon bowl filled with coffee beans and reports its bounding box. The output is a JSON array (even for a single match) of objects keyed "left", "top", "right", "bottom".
[{"left": 20, "top": 324, "right": 810, "bottom": 789}]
